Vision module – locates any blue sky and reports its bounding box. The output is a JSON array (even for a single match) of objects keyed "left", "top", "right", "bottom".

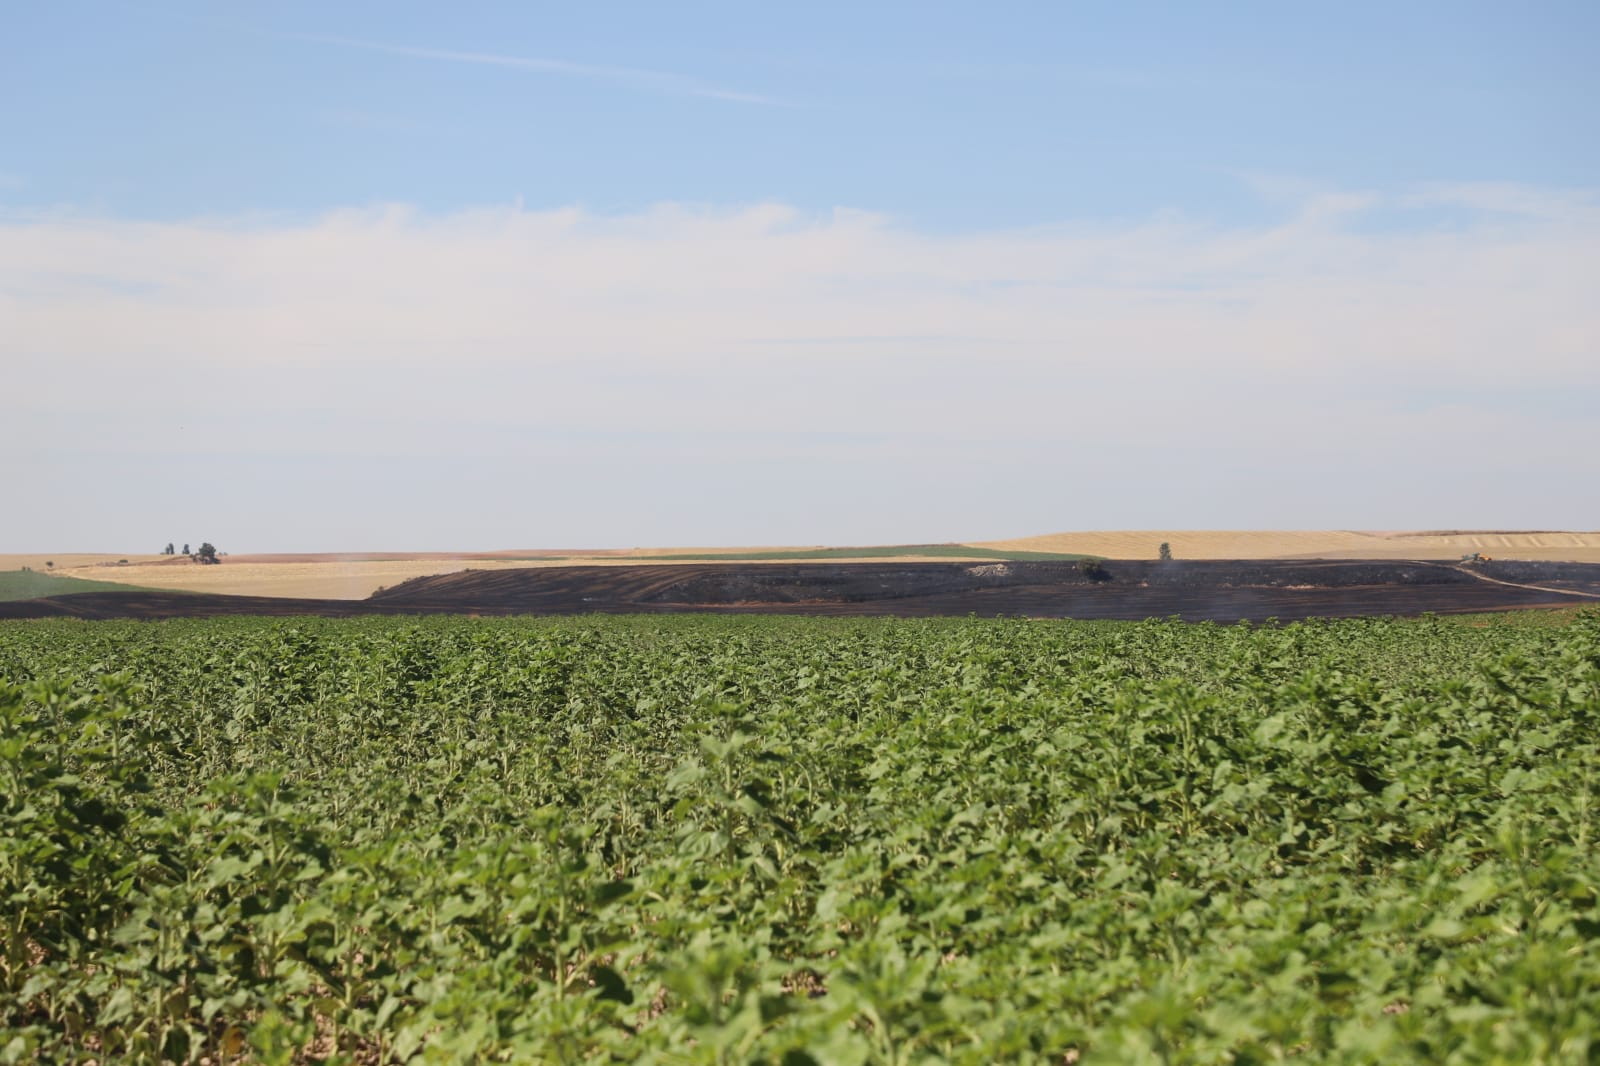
[
  {"left": 3, "top": 2, "right": 1597, "bottom": 550},
  {"left": 7, "top": 2, "right": 1595, "bottom": 225}
]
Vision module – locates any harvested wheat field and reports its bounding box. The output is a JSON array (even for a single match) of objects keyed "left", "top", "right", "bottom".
[
  {"left": 978, "top": 530, "right": 1600, "bottom": 563},
  {"left": 23, "top": 558, "right": 585, "bottom": 601},
  {"left": 0, "top": 553, "right": 169, "bottom": 572},
  {"left": 29, "top": 550, "right": 998, "bottom": 600}
]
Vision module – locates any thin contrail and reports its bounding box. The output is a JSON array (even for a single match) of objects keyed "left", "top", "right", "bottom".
[{"left": 283, "top": 31, "right": 779, "bottom": 105}]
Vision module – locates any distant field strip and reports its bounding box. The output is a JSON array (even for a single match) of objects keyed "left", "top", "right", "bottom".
[
  {"left": 41, "top": 547, "right": 1093, "bottom": 600},
  {"left": 23, "top": 533, "right": 1600, "bottom": 601},
  {"left": 0, "top": 569, "right": 163, "bottom": 602},
  {"left": 24, "top": 559, "right": 564, "bottom": 601},
  {"left": 639, "top": 545, "right": 1094, "bottom": 562},
  {"left": 977, "top": 530, "right": 1600, "bottom": 562}
]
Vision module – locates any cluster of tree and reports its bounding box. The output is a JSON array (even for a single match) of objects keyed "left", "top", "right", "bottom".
[{"left": 158, "top": 542, "right": 221, "bottom": 563}]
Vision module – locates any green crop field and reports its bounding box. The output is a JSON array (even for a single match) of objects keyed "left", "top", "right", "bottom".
[
  {"left": 2, "top": 612, "right": 1597, "bottom": 1063},
  {"left": 0, "top": 569, "right": 161, "bottom": 602}
]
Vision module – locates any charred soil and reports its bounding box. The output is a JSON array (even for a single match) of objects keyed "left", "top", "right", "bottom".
[{"left": 3, "top": 559, "right": 1599, "bottom": 622}]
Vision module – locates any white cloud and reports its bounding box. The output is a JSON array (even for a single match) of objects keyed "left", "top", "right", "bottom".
[
  {"left": 2, "top": 187, "right": 1596, "bottom": 545},
  {"left": 5, "top": 189, "right": 1595, "bottom": 387},
  {"left": 1406, "top": 182, "right": 1600, "bottom": 222}
]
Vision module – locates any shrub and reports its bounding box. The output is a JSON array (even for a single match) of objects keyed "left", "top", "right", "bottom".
[{"left": 1076, "top": 558, "right": 1110, "bottom": 582}]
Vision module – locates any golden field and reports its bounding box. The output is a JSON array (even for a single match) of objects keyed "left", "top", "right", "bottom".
[
  {"left": 977, "top": 530, "right": 1600, "bottom": 563},
  {"left": 4, "top": 551, "right": 993, "bottom": 601},
  {"left": 0, "top": 553, "right": 169, "bottom": 571}
]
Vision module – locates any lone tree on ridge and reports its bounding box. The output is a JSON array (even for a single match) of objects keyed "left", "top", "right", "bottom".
[{"left": 194, "top": 543, "right": 220, "bottom": 565}]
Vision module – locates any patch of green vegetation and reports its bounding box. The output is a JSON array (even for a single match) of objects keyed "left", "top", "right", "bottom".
[
  {"left": 0, "top": 570, "right": 154, "bottom": 602},
  {"left": 1440, "top": 606, "right": 1593, "bottom": 627},
  {"left": 648, "top": 544, "right": 1097, "bottom": 562},
  {"left": 1, "top": 610, "right": 1596, "bottom": 1060}
]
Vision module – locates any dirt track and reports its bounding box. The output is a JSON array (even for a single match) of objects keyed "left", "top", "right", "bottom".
[{"left": 4, "top": 560, "right": 1599, "bottom": 623}]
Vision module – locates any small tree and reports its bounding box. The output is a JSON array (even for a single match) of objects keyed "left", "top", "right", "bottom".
[
  {"left": 182, "top": 544, "right": 191, "bottom": 556},
  {"left": 163, "top": 542, "right": 175, "bottom": 555},
  {"left": 194, "top": 542, "right": 220, "bottom": 565},
  {"left": 1159, "top": 542, "right": 1172, "bottom": 561},
  {"left": 45, "top": 561, "right": 53, "bottom": 569}
]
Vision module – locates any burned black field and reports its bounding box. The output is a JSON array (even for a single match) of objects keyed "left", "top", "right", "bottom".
[{"left": 3, "top": 559, "right": 1597, "bottom": 622}]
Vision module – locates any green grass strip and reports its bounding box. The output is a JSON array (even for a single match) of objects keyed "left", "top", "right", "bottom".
[
  {"left": 0, "top": 569, "right": 159, "bottom": 602},
  {"left": 642, "top": 544, "right": 1098, "bottom": 562}
]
